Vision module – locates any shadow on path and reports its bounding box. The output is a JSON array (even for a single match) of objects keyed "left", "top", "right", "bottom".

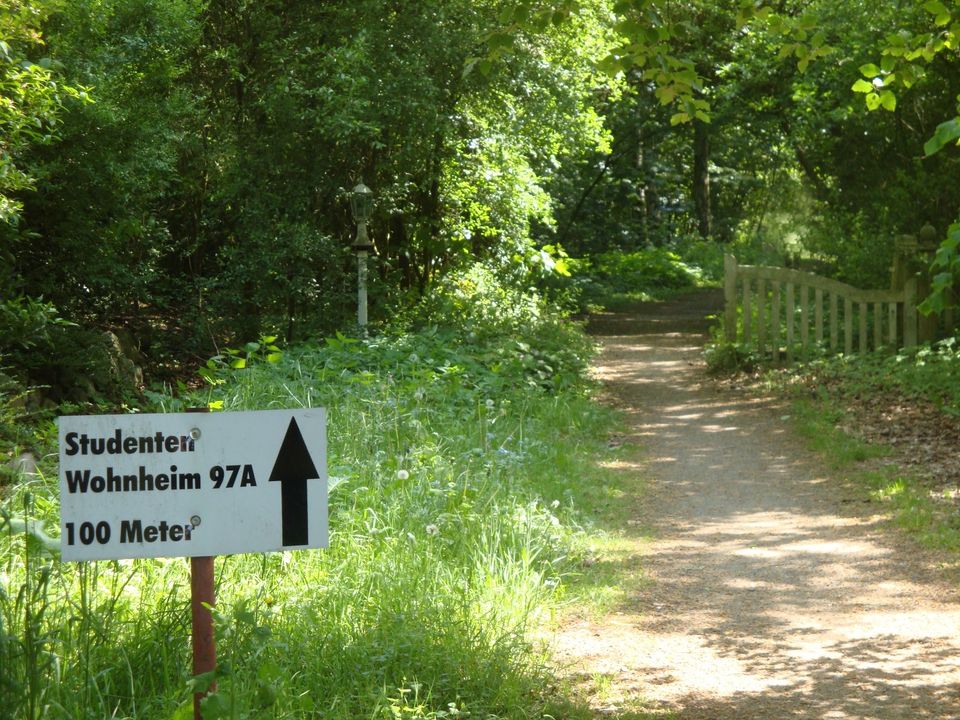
[{"left": 555, "top": 290, "right": 960, "bottom": 720}]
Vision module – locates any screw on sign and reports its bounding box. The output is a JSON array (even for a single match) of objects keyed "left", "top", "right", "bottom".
[{"left": 57, "top": 409, "right": 327, "bottom": 718}]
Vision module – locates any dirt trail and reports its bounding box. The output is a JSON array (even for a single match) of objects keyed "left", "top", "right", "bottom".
[{"left": 555, "top": 290, "right": 960, "bottom": 719}]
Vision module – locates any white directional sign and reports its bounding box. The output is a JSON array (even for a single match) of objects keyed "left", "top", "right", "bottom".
[{"left": 58, "top": 409, "right": 327, "bottom": 561}]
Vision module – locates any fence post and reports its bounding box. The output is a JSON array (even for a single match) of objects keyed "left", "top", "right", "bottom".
[
  {"left": 724, "top": 254, "right": 738, "bottom": 343},
  {"left": 904, "top": 276, "right": 918, "bottom": 348}
]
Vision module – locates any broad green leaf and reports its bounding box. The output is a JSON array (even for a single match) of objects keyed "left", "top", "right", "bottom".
[
  {"left": 881, "top": 55, "right": 896, "bottom": 72},
  {"left": 656, "top": 86, "right": 676, "bottom": 105},
  {"left": 266, "top": 352, "right": 283, "bottom": 363},
  {"left": 777, "top": 44, "right": 796, "bottom": 60},
  {"left": 851, "top": 79, "right": 874, "bottom": 93},
  {"left": 923, "top": 0, "right": 947, "bottom": 14},
  {"left": 936, "top": 12, "right": 952, "bottom": 26},
  {"left": 879, "top": 90, "right": 897, "bottom": 111},
  {"left": 2, "top": 517, "right": 60, "bottom": 555},
  {"left": 597, "top": 55, "right": 623, "bottom": 77},
  {"left": 933, "top": 272, "right": 954, "bottom": 289},
  {"left": 798, "top": 12, "right": 819, "bottom": 30},
  {"left": 669, "top": 111, "right": 689, "bottom": 126},
  {"left": 186, "top": 670, "right": 218, "bottom": 694},
  {"left": 865, "top": 93, "right": 881, "bottom": 110},
  {"left": 900, "top": 64, "right": 918, "bottom": 88},
  {"left": 487, "top": 33, "right": 514, "bottom": 51},
  {"left": 200, "top": 693, "right": 231, "bottom": 719},
  {"left": 230, "top": 358, "right": 246, "bottom": 369},
  {"left": 924, "top": 117, "right": 960, "bottom": 155},
  {"left": 859, "top": 63, "right": 880, "bottom": 77}
]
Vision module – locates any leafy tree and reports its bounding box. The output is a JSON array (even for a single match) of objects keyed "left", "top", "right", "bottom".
[{"left": 0, "top": 0, "right": 85, "bottom": 282}]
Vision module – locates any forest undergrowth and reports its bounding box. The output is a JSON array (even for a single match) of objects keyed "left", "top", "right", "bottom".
[{"left": 0, "top": 264, "right": 632, "bottom": 720}]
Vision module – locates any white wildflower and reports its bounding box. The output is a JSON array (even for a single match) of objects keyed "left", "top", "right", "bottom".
[
  {"left": 397, "top": 469, "right": 410, "bottom": 481},
  {"left": 550, "top": 499, "right": 560, "bottom": 509},
  {"left": 425, "top": 524, "right": 440, "bottom": 536}
]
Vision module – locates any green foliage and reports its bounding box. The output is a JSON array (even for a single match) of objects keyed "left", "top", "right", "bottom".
[
  {"left": 921, "top": 221, "right": 960, "bottom": 314},
  {"left": 199, "top": 334, "right": 285, "bottom": 388},
  {"left": 0, "top": 0, "right": 86, "bottom": 223},
  {"left": 2, "top": 0, "right": 626, "bottom": 387},
  {"left": 0, "top": 296, "right": 75, "bottom": 352},
  {"left": 579, "top": 247, "right": 705, "bottom": 308},
  {"left": 0, "top": 270, "right": 616, "bottom": 719},
  {"left": 0, "top": 297, "right": 134, "bottom": 405},
  {"left": 800, "top": 337, "right": 960, "bottom": 413},
  {"left": 704, "top": 341, "right": 758, "bottom": 374},
  {"left": 595, "top": 248, "right": 703, "bottom": 290}
]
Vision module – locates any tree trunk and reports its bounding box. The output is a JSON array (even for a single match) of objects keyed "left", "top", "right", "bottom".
[
  {"left": 638, "top": 135, "right": 661, "bottom": 246},
  {"left": 692, "top": 120, "right": 712, "bottom": 239}
]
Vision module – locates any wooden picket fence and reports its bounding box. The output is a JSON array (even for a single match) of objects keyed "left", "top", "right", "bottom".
[{"left": 723, "top": 255, "right": 919, "bottom": 363}]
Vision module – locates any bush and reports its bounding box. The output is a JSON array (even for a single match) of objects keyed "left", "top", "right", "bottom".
[
  {"left": 704, "top": 341, "right": 758, "bottom": 374},
  {"left": 406, "top": 263, "right": 597, "bottom": 393},
  {"left": 593, "top": 248, "right": 702, "bottom": 291},
  {"left": 0, "top": 296, "right": 141, "bottom": 404}
]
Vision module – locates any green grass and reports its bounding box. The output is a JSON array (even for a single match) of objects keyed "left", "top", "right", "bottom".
[
  {"left": 790, "top": 398, "right": 891, "bottom": 467},
  {"left": 0, "top": 291, "right": 641, "bottom": 719}
]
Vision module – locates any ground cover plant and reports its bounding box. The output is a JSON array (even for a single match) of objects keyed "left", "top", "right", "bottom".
[{"left": 0, "top": 266, "right": 619, "bottom": 719}]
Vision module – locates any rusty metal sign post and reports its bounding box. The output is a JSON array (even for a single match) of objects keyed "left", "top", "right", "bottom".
[
  {"left": 57, "top": 408, "right": 328, "bottom": 719},
  {"left": 186, "top": 408, "right": 216, "bottom": 719},
  {"left": 191, "top": 555, "right": 217, "bottom": 718}
]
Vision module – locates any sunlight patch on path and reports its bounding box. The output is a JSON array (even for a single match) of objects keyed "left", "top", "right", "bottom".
[{"left": 556, "top": 293, "right": 960, "bottom": 720}]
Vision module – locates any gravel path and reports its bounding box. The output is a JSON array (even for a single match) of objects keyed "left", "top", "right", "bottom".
[{"left": 554, "top": 290, "right": 960, "bottom": 719}]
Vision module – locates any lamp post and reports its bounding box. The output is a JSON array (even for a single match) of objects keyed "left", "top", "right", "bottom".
[{"left": 350, "top": 182, "right": 374, "bottom": 330}]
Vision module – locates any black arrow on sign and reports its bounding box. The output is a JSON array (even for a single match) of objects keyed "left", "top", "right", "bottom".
[{"left": 268, "top": 417, "right": 320, "bottom": 547}]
